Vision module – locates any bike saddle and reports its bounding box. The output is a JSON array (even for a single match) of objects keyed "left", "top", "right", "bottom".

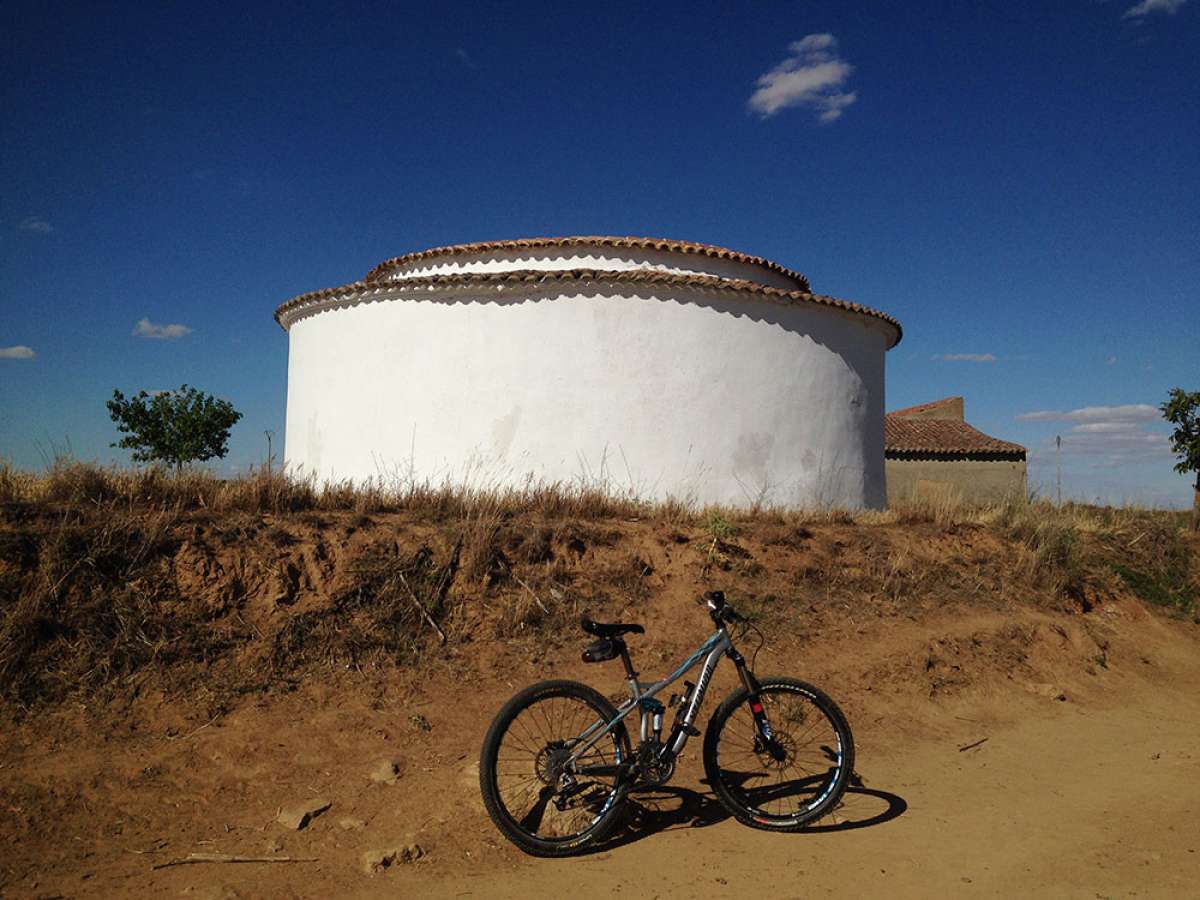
[{"left": 580, "top": 616, "right": 645, "bottom": 638}]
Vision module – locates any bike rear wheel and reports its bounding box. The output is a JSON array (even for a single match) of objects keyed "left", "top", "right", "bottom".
[
  {"left": 703, "top": 677, "right": 854, "bottom": 831},
  {"left": 479, "top": 679, "right": 631, "bottom": 856}
]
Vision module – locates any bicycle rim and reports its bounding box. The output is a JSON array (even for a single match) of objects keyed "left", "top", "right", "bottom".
[
  {"left": 489, "top": 692, "right": 625, "bottom": 845},
  {"left": 711, "top": 682, "right": 849, "bottom": 825}
]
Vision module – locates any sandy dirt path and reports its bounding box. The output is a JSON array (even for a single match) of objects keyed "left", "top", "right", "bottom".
[
  {"left": 6, "top": 608, "right": 1198, "bottom": 899},
  {"left": 397, "top": 674, "right": 1200, "bottom": 899}
]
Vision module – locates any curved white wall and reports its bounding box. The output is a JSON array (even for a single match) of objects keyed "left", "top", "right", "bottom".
[{"left": 282, "top": 277, "right": 892, "bottom": 509}]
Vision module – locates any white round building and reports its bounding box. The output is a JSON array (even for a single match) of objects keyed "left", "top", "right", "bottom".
[{"left": 275, "top": 237, "right": 902, "bottom": 509}]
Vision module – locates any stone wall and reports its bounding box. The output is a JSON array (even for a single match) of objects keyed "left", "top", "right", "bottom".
[{"left": 885, "top": 457, "right": 1027, "bottom": 506}]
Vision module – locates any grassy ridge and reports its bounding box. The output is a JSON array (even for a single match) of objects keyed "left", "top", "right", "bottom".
[{"left": 0, "top": 461, "right": 1194, "bottom": 710}]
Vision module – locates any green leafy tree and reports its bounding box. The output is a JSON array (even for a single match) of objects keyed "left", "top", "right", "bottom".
[
  {"left": 107, "top": 385, "right": 242, "bottom": 470},
  {"left": 1161, "top": 388, "right": 1200, "bottom": 526}
]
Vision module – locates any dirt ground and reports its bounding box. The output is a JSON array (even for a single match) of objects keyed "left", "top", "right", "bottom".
[
  {"left": 404, "top": 663, "right": 1200, "bottom": 900},
  {"left": 2, "top": 502, "right": 1198, "bottom": 898},
  {"left": 3, "top": 598, "right": 1198, "bottom": 899}
]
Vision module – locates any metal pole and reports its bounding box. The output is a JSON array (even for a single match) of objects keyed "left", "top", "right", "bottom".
[{"left": 1055, "top": 435, "right": 1062, "bottom": 506}]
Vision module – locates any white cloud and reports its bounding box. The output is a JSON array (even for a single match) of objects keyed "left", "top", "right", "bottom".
[
  {"left": 133, "top": 318, "right": 193, "bottom": 340},
  {"left": 1030, "top": 428, "right": 1169, "bottom": 466},
  {"left": 1052, "top": 429, "right": 1169, "bottom": 459},
  {"left": 748, "top": 34, "right": 857, "bottom": 122},
  {"left": 1016, "top": 403, "right": 1159, "bottom": 423},
  {"left": 1123, "top": 0, "right": 1189, "bottom": 18},
  {"left": 1070, "top": 422, "right": 1143, "bottom": 433},
  {"left": 1020, "top": 402, "right": 1170, "bottom": 468},
  {"left": 0, "top": 345, "right": 36, "bottom": 359},
  {"left": 935, "top": 353, "right": 997, "bottom": 362},
  {"left": 19, "top": 217, "right": 53, "bottom": 234},
  {"left": 455, "top": 47, "right": 477, "bottom": 68}
]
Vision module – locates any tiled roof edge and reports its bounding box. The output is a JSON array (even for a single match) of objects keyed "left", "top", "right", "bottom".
[
  {"left": 274, "top": 268, "right": 902, "bottom": 346},
  {"left": 885, "top": 447, "right": 1027, "bottom": 459},
  {"left": 362, "top": 236, "right": 812, "bottom": 291}
]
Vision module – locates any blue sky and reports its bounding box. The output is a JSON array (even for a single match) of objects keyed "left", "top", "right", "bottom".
[{"left": 2, "top": 1, "right": 1196, "bottom": 506}]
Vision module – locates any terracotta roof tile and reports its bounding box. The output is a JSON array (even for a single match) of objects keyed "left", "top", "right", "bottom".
[
  {"left": 363, "top": 235, "right": 812, "bottom": 290},
  {"left": 884, "top": 417, "right": 1025, "bottom": 457},
  {"left": 274, "top": 268, "right": 903, "bottom": 346}
]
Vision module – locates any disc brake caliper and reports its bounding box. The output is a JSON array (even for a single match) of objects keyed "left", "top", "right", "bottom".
[{"left": 749, "top": 697, "right": 788, "bottom": 762}]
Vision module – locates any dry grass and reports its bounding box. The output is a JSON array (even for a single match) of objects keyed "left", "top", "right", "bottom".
[
  {"left": 271, "top": 539, "right": 461, "bottom": 671},
  {"left": 0, "top": 460, "right": 650, "bottom": 520},
  {"left": 2, "top": 459, "right": 1189, "bottom": 531},
  {"left": 0, "top": 504, "right": 198, "bottom": 706},
  {"left": 0, "top": 460, "right": 1194, "bottom": 708}
]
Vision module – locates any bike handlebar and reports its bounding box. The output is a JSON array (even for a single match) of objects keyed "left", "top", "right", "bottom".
[{"left": 702, "top": 590, "right": 744, "bottom": 625}]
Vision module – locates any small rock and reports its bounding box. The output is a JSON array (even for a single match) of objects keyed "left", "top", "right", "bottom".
[
  {"left": 266, "top": 837, "right": 284, "bottom": 853},
  {"left": 370, "top": 760, "right": 403, "bottom": 784},
  {"left": 399, "top": 843, "right": 424, "bottom": 863},
  {"left": 408, "top": 714, "right": 432, "bottom": 732},
  {"left": 1027, "top": 682, "right": 1067, "bottom": 701},
  {"left": 362, "top": 848, "right": 398, "bottom": 875},
  {"left": 195, "top": 887, "right": 244, "bottom": 900},
  {"left": 361, "top": 843, "right": 425, "bottom": 874},
  {"left": 277, "top": 798, "right": 332, "bottom": 830},
  {"left": 339, "top": 817, "right": 368, "bottom": 831},
  {"left": 460, "top": 761, "right": 483, "bottom": 811}
]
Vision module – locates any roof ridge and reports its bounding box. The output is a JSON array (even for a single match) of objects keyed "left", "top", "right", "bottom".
[
  {"left": 362, "top": 235, "right": 811, "bottom": 290},
  {"left": 274, "top": 267, "right": 902, "bottom": 346},
  {"left": 887, "top": 396, "right": 964, "bottom": 417}
]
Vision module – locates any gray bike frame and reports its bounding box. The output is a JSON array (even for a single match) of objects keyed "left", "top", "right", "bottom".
[{"left": 565, "top": 628, "right": 732, "bottom": 767}]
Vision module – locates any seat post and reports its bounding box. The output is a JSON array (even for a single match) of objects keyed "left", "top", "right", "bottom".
[{"left": 617, "top": 640, "right": 637, "bottom": 680}]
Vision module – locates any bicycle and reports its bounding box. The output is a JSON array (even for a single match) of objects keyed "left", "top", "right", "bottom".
[{"left": 479, "top": 590, "right": 855, "bottom": 856}]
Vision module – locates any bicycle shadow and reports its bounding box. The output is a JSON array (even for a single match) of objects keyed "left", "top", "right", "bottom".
[{"left": 582, "top": 774, "right": 908, "bottom": 855}]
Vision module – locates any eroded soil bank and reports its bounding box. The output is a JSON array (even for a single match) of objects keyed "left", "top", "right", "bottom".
[{"left": 1, "top": 498, "right": 1197, "bottom": 897}]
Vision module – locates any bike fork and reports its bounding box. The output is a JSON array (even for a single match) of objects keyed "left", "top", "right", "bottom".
[{"left": 729, "top": 648, "right": 786, "bottom": 762}]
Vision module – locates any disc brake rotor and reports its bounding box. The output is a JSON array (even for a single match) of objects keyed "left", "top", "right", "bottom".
[
  {"left": 755, "top": 730, "right": 796, "bottom": 770},
  {"left": 534, "top": 741, "right": 570, "bottom": 784}
]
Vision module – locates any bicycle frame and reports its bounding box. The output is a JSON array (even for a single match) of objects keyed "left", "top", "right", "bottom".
[{"left": 565, "top": 626, "right": 751, "bottom": 772}]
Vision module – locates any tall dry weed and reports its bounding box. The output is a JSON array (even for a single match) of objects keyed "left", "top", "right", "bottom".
[{"left": 0, "top": 506, "right": 194, "bottom": 704}]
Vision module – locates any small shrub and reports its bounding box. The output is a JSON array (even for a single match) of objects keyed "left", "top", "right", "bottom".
[
  {"left": 706, "top": 511, "right": 736, "bottom": 539},
  {"left": 1111, "top": 561, "right": 1195, "bottom": 615}
]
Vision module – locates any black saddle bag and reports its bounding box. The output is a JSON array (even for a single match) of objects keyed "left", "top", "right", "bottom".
[{"left": 582, "top": 638, "right": 620, "bottom": 663}]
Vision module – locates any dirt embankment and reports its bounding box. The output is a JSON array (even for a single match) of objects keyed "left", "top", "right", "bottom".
[{"left": 0, "top": 491, "right": 1197, "bottom": 897}]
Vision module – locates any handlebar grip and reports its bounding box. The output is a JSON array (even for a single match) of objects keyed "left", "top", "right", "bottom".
[{"left": 703, "top": 590, "right": 725, "bottom": 610}]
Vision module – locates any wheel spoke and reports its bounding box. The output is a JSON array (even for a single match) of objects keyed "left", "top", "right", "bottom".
[
  {"left": 709, "top": 682, "right": 851, "bottom": 825},
  {"left": 486, "top": 686, "right": 626, "bottom": 845}
]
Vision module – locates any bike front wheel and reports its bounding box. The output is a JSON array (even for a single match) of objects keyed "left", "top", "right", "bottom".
[
  {"left": 479, "top": 679, "right": 632, "bottom": 856},
  {"left": 703, "top": 677, "right": 854, "bottom": 831}
]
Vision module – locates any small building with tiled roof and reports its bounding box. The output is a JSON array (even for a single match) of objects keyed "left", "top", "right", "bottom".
[
  {"left": 885, "top": 397, "right": 1026, "bottom": 505},
  {"left": 277, "top": 236, "right": 902, "bottom": 509}
]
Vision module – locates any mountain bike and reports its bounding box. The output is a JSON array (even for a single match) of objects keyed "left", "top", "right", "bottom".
[{"left": 479, "top": 590, "right": 855, "bottom": 856}]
